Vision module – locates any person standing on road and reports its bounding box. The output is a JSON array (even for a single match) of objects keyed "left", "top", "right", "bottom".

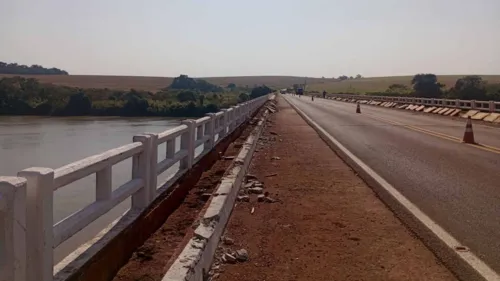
[{"left": 323, "top": 90, "right": 326, "bottom": 99}]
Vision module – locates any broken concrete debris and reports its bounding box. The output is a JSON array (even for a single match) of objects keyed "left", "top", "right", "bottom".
[
  {"left": 248, "top": 187, "right": 264, "bottom": 194},
  {"left": 222, "top": 236, "right": 234, "bottom": 245},
  {"left": 235, "top": 249, "right": 249, "bottom": 262},
  {"left": 222, "top": 253, "right": 237, "bottom": 264},
  {"left": 237, "top": 195, "right": 250, "bottom": 202}
]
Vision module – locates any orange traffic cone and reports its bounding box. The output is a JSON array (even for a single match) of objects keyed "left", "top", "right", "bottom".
[
  {"left": 462, "top": 116, "right": 475, "bottom": 144},
  {"left": 356, "top": 103, "right": 361, "bottom": 114}
]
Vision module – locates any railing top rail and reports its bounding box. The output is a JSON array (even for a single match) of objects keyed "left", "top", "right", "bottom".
[
  {"left": 53, "top": 142, "right": 143, "bottom": 190},
  {"left": 195, "top": 116, "right": 211, "bottom": 125},
  {"left": 157, "top": 124, "right": 188, "bottom": 143}
]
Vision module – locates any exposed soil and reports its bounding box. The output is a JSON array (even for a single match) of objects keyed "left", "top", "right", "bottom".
[
  {"left": 112, "top": 106, "right": 269, "bottom": 281},
  {"left": 211, "top": 96, "right": 458, "bottom": 281}
]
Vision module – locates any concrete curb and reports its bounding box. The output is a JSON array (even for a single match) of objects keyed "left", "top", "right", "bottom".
[
  {"left": 283, "top": 95, "right": 500, "bottom": 281},
  {"left": 162, "top": 97, "right": 275, "bottom": 281}
]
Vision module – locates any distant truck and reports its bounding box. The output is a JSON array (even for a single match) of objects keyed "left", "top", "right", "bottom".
[{"left": 296, "top": 87, "right": 304, "bottom": 95}]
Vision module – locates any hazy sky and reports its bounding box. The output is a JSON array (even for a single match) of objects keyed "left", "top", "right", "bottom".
[{"left": 1, "top": 0, "right": 499, "bottom": 77}]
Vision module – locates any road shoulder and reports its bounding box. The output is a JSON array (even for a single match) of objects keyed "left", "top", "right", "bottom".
[{"left": 209, "top": 96, "right": 457, "bottom": 281}]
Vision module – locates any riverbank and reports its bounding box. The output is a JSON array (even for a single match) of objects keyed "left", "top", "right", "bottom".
[{"left": 0, "top": 76, "right": 273, "bottom": 117}]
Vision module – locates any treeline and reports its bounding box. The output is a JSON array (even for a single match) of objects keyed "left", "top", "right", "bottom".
[
  {"left": 340, "top": 74, "right": 500, "bottom": 101},
  {"left": 0, "top": 61, "right": 69, "bottom": 75},
  {"left": 0, "top": 75, "right": 273, "bottom": 117}
]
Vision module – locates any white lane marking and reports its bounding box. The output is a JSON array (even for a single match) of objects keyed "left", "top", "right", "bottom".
[{"left": 285, "top": 95, "right": 500, "bottom": 281}]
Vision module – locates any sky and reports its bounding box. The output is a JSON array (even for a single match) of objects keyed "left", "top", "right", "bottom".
[{"left": 1, "top": 0, "right": 500, "bottom": 78}]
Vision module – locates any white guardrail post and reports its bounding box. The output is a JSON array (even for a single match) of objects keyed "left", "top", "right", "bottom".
[
  {"left": 131, "top": 134, "right": 153, "bottom": 209},
  {"left": 0, "top": 176, "right": 27, "bottom": 281},
  {"left": 489, "top": 101, "right": 495, "bottom": 112},
  {"left": 145, "top": 133, "right": 159, "bottom": 202},
  {"left": 220, "top": 109, "right": 228, "bottom": 139},
  {"left": 205, "top": 113, "right": 216, "bottom": 150},
  {"left": 180, "top": 120, "right": 195, "bottom": 170},
  {"left": 16, "top": 168, "right": 54, "bottom": 281}
]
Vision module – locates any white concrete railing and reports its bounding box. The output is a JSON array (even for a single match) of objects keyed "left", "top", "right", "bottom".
[
  {"left": 328, "top": 94, "right": 500, "bottom": 113},
  {"left": 0, "top": 94, "right": 270, "bottom": 281}
]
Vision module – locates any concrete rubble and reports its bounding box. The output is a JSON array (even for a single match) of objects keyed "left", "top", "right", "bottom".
[{"left": 208, "top": 241, "right": 251, "bottom": 280}]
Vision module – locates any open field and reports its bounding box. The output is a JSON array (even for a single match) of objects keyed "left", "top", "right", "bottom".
[
  {"left": 306, "top": 75, "right": 500, "bottom": 93},
  {"left": 0, "top": 74, "right": 321, "bottom": 92},
  {"left": 2, "top": 74, "right": 500, "bottom": 93}
]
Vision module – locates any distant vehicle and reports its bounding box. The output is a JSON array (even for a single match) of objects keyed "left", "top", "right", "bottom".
[{"left": 296, "top": 87, "right": 304, "bottom": 95}]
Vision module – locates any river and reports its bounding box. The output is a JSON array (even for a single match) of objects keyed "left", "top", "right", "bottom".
[{"left": 0, "top": 115, "right": 185, "bottom": 263}]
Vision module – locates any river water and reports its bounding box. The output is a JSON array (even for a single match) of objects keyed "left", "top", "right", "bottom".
[{"left": 0, "top": 116, "right": 185, "bottom": 262}]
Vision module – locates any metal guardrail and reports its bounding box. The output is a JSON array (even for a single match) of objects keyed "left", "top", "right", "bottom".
[
  {"left": 328, "top": 94, "right": 500, "bottom": 113},
  {"left": 0, "top": 94, "right": 272, "bottom": 281}
]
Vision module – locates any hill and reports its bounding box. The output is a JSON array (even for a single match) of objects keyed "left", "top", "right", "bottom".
[
  {"left": 0, "top": 74, "right": 320, "bottom": 92},
  {"left": 1, "top": 74, "right": 500, "bottom": 94}
]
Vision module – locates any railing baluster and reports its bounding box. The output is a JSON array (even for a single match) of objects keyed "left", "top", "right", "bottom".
[
  {"left": 131, "top": 135, "right": 152, "bottom": 209},
  {"left": 146, "top": 133, "right": 158, "bottom": 200},
  {"left": 96, "top": 167, "right": 112, "bottom": 201},
  {"left": 206, "top": 113, "right": 215, "bottom": 150},
  {"left": 180, "top": 120, "right": 195, "bottom": 170}
]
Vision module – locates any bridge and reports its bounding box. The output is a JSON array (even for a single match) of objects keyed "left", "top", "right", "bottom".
[{"left": 1, "top": 93, "right": 500, "bottom": 281}]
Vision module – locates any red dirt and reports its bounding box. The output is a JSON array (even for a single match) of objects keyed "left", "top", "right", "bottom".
[
  {"left": 212, "top": 96, "right": 458, "bottom": 281},
  {"left": 112, "top": 108, "right": 268, "bottom": 281}
]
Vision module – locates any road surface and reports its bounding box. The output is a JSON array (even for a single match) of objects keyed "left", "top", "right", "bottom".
[{"left": 285, "top": 95, "right": 500, "bottom": 274}]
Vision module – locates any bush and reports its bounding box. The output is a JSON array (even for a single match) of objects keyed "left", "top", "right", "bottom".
[
  {"left": 176, "top": 91, "right": 197, "bottom": 102},
  {"left": 238, "top": 93, "right": 250, "bottom": 102},
  {"left": 250, "top": 85, "right": 273, "bottom": 99}
]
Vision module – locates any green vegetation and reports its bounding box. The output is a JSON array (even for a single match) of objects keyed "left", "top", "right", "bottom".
[
  {"left": 0, "top": 61, "right": 68, "bottom": 75},
  {"left": 306, "top": 75, "right": 500, "bottom": 94},
  {"left": 0, "top": 75, "right": 273, "bottom": 117},
  {"left": 324, "top": 74, "right": 500, "bottom": 101}
]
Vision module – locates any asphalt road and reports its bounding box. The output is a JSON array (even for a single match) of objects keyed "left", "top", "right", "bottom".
[{"left": 285, "top": 95, "right": 500, "bottom": 273}]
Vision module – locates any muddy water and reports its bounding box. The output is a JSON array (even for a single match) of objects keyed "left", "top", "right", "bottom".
[{"left": 0, "top": 115, "right": 187, "bottom": 263}]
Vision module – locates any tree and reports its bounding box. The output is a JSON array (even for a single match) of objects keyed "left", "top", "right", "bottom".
[
  {"left": 250, "top": 85, "right": 273, "bottom": 99},
  {"left": 176, "top": 91, "right": 197, "bottom": 102},
  {"left": 486, "top": 83, "right": 500, "bottom": 101},
  {"left": 64, "top": 91, "right": 92, "bottom": 115},
  {"left": 238, "top": 93, "right": 250, "bottom": 102},
  {"left": 227, "top": 83, "right": 236, "bottom": 89},
  {"left": 0, "top": 61, "right": 68, "bottom": 75},
  {"left": 121, "top": 92, "right": 149, "bottom": 116},
  {"left": 448, "top": 76, "right": 487, "bottom": 100},
  {"left": 168, "top": 75, "right": 223, "bottom": 92},
  {"left": 169, "top": 75, "right": 198, "bottom": 90},
  {"left": 338, "top": 75, "right": 349, "bottom": 81},
  {"left": 198, "top": 94, "right": 205, "bottom": 106},
  {"left": 411, "top": 74, "right": 444, "bottom": 98},
  {"left": 356, "top": 74, "right": 363, "bottom": 79}
]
